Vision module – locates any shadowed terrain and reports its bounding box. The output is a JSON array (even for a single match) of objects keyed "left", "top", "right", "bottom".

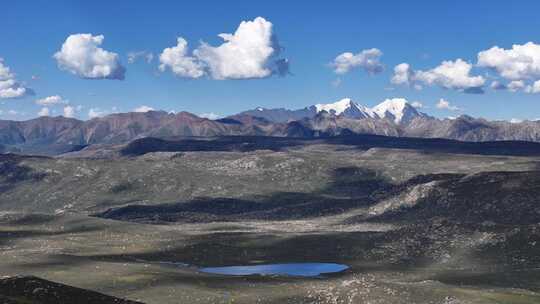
[
  {"left": 0, "top": 276, "right": 142, "bottom": 304},
  {"left": 113, "top": 135, "right": 540, "bottom": 157}
]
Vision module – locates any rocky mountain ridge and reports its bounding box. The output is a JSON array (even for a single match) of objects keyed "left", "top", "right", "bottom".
[{"left": 1, "top": 98, "right": 540, "bottom": 155}]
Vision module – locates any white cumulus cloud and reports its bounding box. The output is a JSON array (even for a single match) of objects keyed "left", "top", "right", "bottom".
[
  {"left": 477, "top": 42, "right": 540, "bottom": 93},
  {"left": 133, "top": 105, "right": 155, "bottom": 112},
  {"left": 507, "top": 80, "right": 525, "bottom": 92},
  {"left": 415, "top": 59, "right": 485, "bottom": 93},
  {"left": 525, "top": 80, "right": 540, "bottom": 94},
  {"left": 411, "top": 101, "right": 424, "bottom": 108},
  {"left": 63, "top": 105, "right": 77, "bottom": 118},
  {"left": 88, "top": 108, "right": 106, "bottom": 119},
  {"left": 391, "top": 59, "right": 485, "bottom": 93},
  {"left": 63, "top": 106, "right": 75, "bottom": 118},
  {"left": 159, "top": 38, "right": 206, "bottom": 78},
  {"left": 195, "top": 17, "right": 287, "bottom": 79},
  {"left": 0, "top": 58, "right": 33, "bottom": 99},
  {"left": 38, "top": 107, "right": 50, "bottom": 117},
  {"left": 159, "top": 17, "right": 289, "bottom": 80},
  {"left": 199, "top": 112, "right": 220, "bottom": 120},
  {"left": 391, "top": 63, "right": 414, "bottom": 86},
  {"left": 87, "top": 106, "right": 117, "bottom": 119},
  {"left": 54, "top": 34, "right": 125, "bottom": 80},
  {"left": 436, "top": 98, "right": 461, "bottom": 111},
  {"left": 478, "top": 42, "right": 540, "bottom": 81},
  {"left": 35, "top": 95, "right": 68, "bottom": 106},
  {"left": 331, "top": 48, "right": 383, "bottom": 75}
]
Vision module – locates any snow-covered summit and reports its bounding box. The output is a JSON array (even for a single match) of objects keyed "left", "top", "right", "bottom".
[
  {"left": 314, "top": 98, "right": 377, "bottom": 119},
  {"left": 241, "top": 97, "right": 427, "bottom": 125},
  {"left": 372, "top": 98, "right": 422, "bottom": 124},
  {"left": 315, "top": 98, "right": 355, "bottom": 115},
  {"left": 313, "top": 97, "right": 425, "bottom": 124}
]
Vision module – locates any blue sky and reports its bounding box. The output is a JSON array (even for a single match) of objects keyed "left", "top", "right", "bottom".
[{"left": 1, "top": 0, "right": 540, "bottom": 121}]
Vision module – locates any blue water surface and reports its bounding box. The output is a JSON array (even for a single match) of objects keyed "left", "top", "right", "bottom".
[{"left": 199, "top": 263, "right": 349, "bottom": 277}]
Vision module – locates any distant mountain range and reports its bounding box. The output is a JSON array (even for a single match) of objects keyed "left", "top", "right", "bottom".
[
  {"left": 237, "top": 98, "right": 427, "bottom": 124},
  {"left": 236, "top": 97, "right": 540, "bottom": 142},
  {"left": 2, "top": 97, "right": 540, "bottom": 155}
]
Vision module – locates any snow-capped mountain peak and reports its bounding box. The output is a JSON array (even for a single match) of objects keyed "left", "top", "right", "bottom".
[
  {"left": 372, "top": 98, "right": 421, "bottom": 124},
  {"left": 315, "top": 98, "right": 355, "bottom": 115},
  {"left": 239, "top": 97, "right": 426, "bottom": 124},
  {"left": 314, "top": 98, "right": 377, "bottom": 119}
]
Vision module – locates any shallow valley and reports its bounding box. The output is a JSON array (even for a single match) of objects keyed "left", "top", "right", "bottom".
[{"left": 1, "top": 137, "right": 540, "bottom": 303}]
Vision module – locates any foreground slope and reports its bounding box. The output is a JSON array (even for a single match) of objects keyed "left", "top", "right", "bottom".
[
  {"left": 1, "top": 136, "right": 540, "bottom": 303},
  {"left": 0, "top": 276, "right": 143, "bottom": 304}
]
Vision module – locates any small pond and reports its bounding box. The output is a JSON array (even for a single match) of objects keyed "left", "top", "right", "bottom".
[{"left": 199, "top": 263, "right": 349, "bottom": 277}]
